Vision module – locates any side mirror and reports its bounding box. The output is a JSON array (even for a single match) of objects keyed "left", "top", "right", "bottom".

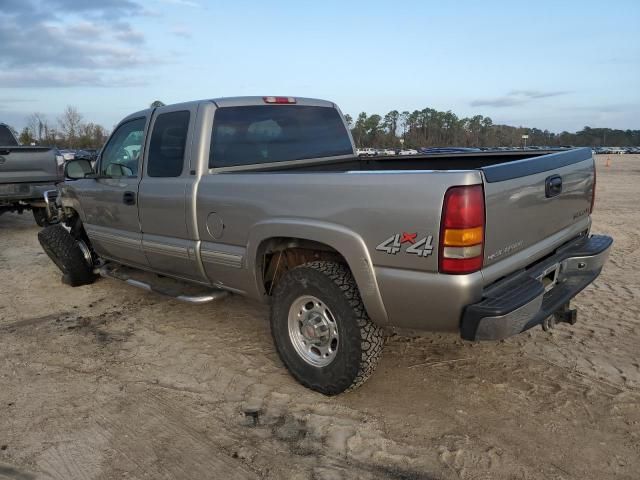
[{"left": 65, "top": 159, "right": 93, "bottom": 180}]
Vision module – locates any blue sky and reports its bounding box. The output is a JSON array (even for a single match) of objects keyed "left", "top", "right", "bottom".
[{"left": 1, "top": 0, "right": 638, "bottom": 132}]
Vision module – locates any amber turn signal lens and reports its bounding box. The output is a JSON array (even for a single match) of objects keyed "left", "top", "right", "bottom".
[{"left": 442, "top": 226, "right": 483, "bottom": 247}]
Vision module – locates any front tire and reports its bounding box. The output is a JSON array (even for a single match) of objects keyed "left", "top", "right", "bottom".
[
  {"left": 271, "top": 261, "right": 384, "bottom": 395},
  {"left": 38, "top": 225, "right": 95, "bottom": 286}
]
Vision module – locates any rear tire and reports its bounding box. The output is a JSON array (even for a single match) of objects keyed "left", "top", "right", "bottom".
[
  {"left": 271, "top": 261, "right": 384, "bottom": 395},
  {"left": 38, "top": 225, "right": 95, "bottom": 287},
  {"left": 32, "top": 207, "right": 49, "bottom": 227}
]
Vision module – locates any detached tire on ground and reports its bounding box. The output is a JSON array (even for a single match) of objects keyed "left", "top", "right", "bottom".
[
  {"left": 271, "top": 261, "right": 384, "bottom": 395},
  {"left": 38, "top": 225, "right": 95, "bottom": 287}
]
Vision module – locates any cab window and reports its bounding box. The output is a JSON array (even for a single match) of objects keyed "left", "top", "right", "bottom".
[
  {"left": 100, "top": 118, "right": 146, "bottom": 177},
  {"left": 147, "top": 111, "right": 190, "bottom": 177}
]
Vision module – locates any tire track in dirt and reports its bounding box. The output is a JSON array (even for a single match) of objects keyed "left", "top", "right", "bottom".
[{"left": 0, "top": 302, "right": 443, "bottom": 479}]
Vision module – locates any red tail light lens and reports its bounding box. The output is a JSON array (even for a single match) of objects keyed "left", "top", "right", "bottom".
[
  {"left": 439, "top": 185, "right": 485, "bottom": 274},
  {"left": 263, "top": 96, "right": 296, "bottom": 104}
]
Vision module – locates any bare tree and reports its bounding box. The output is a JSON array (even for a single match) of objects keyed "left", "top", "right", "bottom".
[
  {"left": 26, "top": 112, "right": 50, "bottom": 142},
  {"left": 58, "top": 106, "right": 83, "bottom": 148}
]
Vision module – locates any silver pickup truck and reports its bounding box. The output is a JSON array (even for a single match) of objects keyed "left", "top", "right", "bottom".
[
  {"left": 0, "top": 123, "right": 64, "bottom": 225},
  {"left": 39, "top": 96, "right": 612, "bottom": 394}
]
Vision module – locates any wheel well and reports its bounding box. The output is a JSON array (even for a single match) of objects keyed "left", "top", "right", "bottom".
[
  {"left": 62, "top": 208, "right": 92, "bottom": 246},
  {"left": 258, "top": 237, "right": 348, "bottom": 295}
]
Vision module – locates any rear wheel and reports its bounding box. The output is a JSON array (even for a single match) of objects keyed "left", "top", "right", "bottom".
[
  {"left": 38, "top": 225, "right": 95, "bottom": 286},
  {"left": 271, "top": 261, "right": 384, "bottom": 395}
]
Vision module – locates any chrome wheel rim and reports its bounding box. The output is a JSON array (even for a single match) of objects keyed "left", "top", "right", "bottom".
[
  {"left": 77, "top": 240, "right": 93, "bottom": 266},
  {"left": 288, "top": 295, "right": 339, "bottom": 367}
]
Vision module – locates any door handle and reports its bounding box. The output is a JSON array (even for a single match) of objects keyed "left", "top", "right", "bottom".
[
  {"left": 123, "top": 191, "right": 136, "bottom": 205},
  {"left": 545, "top": 175, "right": 562, "bottom": 198}
]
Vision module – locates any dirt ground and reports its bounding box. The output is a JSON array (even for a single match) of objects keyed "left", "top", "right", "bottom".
[{"left": 0, "top": 154, "right": 638, "bottom": 480}]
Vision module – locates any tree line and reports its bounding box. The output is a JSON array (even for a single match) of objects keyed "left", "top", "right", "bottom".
[
  {"left": 9, "top": 106, "right": 109, "bottom": 150},
  {"left": 344, "top": 110, "right": 640, "bottom": 148},
  {"left": 6, "top": 105, "right": 639, "bottom": 150}
]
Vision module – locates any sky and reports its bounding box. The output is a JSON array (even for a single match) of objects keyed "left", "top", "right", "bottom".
[{"left": 0, "top": 0, "right": 638, "bottom": 133}]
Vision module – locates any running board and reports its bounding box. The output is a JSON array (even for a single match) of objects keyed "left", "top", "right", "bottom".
[{"left": 98, "top": 265, "right": 228, "bottom": 304}]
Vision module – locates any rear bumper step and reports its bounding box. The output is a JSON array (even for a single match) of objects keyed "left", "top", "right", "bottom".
[{"left": 461, "top": 234, "right": 613, "bottom": 341}]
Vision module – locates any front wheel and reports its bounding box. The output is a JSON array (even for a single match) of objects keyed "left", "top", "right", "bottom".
[
  {"left": 270, "top": 261, "right": 384, "bottom": 395},
  {"left": 38, "top": 225, "right": 96, "bottom": 286}
]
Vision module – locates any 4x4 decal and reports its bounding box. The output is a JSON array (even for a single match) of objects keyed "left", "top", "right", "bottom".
[{"left": 376, "top": 232, "right": 434, "bottom": 257}]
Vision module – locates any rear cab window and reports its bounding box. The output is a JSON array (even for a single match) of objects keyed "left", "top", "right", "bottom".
[{"left": 209, "top": 105, "right": 353, "bottom": 168}]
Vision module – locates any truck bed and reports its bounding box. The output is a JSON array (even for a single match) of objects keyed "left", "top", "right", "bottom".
[{"left": 264, "top": 149, "right": 586, "bottom": 177}]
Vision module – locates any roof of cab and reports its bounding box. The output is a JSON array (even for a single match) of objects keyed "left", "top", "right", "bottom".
[
  {"left": 119, "top": 96, "right": 335, "bottom": 124},
  {"left": 211, "top": 96, "right": 334, "bottom": 108}
]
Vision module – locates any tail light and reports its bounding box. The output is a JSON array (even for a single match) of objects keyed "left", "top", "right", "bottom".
[
  {"left": 590, "top": 165, "right": 596, "bottom": 213},
  {"left": 439, "top": 185, "right": 485, "bottom": 274},
  {"left": 263, "top": 96, "right": 296, "bottom": 104}
]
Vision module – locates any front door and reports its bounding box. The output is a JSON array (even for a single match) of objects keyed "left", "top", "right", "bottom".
[{"left": 81, "top": 116, "right": 149, "bottom": 268}]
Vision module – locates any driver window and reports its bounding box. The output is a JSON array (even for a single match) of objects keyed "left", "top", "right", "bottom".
[{"left": 99, "top": 118, "right": 146, "bottom": 177}]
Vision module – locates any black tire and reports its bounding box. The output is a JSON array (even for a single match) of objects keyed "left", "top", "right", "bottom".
[
  {"left": 38, "top": 225, "right": 95, "bottom": 287},
  {"left": 271, "top": 261, "right": 384, "bottom": 395},
  {"left": 32, "top": 207, "right": 49, "bottom": 227}
]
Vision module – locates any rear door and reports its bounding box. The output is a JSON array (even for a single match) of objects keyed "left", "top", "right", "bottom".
[
  {"left": 138, "top": 103, "right": 206, "bottom": 282},
  {"left": 481, "top": 148, "right": 594, "bottom": 271},
  {"left": 80, "top": 117, "right": 149, "bottom": 268}
]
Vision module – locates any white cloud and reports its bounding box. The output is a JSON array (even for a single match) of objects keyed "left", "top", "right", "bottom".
[
  {"left": 471, "top": 90, "right": 571, "bottom": 108},
  {"left": 0, "top": 0, "right": 151, "bottom": 88},
  {"left": 170, "top": 25, "right": 192, "bottom": 38},
  {"left": 159, "top": 0, "right": 201, "bottom": 8}
]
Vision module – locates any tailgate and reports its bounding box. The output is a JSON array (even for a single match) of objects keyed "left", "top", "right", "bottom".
[
  {"left": 0, "top": 146, "right": 61, "bottom": 184},
  {"left": 482, "top": 148, "right": 594, "bottom": 269}
]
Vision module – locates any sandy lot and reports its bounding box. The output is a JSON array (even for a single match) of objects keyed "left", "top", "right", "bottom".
[{"left": 0, "top": 154, "right": 638, "bottom": 480}]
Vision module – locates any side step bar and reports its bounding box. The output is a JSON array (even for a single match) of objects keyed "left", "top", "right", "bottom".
[{"left": 98, "top": 265, "right": 228, "bottom": 304}]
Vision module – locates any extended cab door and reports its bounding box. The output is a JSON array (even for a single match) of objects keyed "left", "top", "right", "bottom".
[
  {"left": 138, "top": 103, "right": 207, "bottom": 282},
  {"left": 80, "top": 116, "right": 149, "bottom": 268}
]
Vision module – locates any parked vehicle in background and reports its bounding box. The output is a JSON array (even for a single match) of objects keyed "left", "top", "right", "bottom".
[
  {"left": 609, "top": 147, "right": 627, "bottom": 154},
  {"left": 376, "top": 148, "right": 396, "bottom": 156},
  {"left": 0, "top": 123, "right": 18, "bottom": 147},
  {"left": 419, "top": 147, "right": 481, "bottom": 154},
  {"left": 398, "top": 149, "right": 418, "bottom": 155},
  {"left": 77, "top": 148, "right": 98, "bottom": 159},
  {"left": 356, "top": 147, "right": 376, "bottom": 157},
  {"left": 0, "top": 123, "right": 64, "bottom": 225},
  {"left": 58, "top": 149, "right": 76, "bottom": 161},
  {"left": 40, "top": 96, "right": 611, "bottom": 395}
]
